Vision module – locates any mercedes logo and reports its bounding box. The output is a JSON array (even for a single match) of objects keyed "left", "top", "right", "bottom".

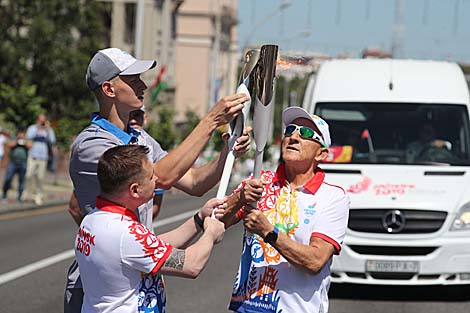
[{"left": 382, "top": 209, "right": 406, "bottom": 233}]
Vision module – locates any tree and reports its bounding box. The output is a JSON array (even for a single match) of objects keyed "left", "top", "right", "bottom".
[
  {"left": 0, "top": 0, "right": 111, "bottom": 149},
  {"left": 179, "top": 110, "right": 200, "bottom": 143},
  {"left": 0, "top": 83, "right": 44, "bottom": 129},
  {"left": 146, "top": 105, "right": 178, "bottom": 151}
]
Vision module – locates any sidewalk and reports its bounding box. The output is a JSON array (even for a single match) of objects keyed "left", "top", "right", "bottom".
[{"left": 0, "top": 169, "right": 72, "bottom": 215}]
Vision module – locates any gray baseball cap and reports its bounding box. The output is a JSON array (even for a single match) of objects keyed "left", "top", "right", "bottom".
[{"left": 86, "top": 48, "right": 157, "bottom": 90}]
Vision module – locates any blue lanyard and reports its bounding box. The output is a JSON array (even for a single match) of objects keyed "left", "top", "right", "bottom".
[{"left": 90, "top": 113, "right": 139, "bottom": 144}]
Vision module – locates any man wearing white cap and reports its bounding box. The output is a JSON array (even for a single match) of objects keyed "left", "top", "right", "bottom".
[
  {"left": 220, "top": 106, "right": 350, "bottom": 313},
  {"left": 65, "top": 47, "right": 251, "bottom": 312}
]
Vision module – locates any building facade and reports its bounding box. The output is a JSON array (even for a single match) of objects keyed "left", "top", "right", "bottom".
[{"left": 105, "top": 0, "right": 239, "bottom": 121}]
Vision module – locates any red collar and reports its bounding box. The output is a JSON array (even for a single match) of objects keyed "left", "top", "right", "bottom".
[
  {"left": 273, "top": 164, "right": 325, "bottom": 194},
  {"left": 96, "top": 197, "right": 139, "bottom": 221}
]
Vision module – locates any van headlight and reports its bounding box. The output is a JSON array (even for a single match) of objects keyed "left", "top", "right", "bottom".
[{"left": 450, "top": 203, "right": 470, "bottom": 231}]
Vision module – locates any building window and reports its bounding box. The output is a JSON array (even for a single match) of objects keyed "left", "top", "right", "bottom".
[{"left": 125, "top": 3, "right": 136, "bottom": 45}]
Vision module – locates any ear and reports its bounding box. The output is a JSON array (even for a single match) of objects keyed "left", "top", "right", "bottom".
[
  {"left": 314, "top": 147, "right": 329, "bottom": 162},
  {"left": 101, "top": 81, "right": 116, "bottom": 98},
  {"left": 129, "top": 182, "right": 140, "bottom": 199}
]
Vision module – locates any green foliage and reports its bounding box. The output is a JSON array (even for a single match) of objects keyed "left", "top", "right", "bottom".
[
  {"left": 179, "top": 110, "right": 200, "bottom": 142},
  {"left": 211, "top": 128, "right": 226, "bottom": 153},
  {"left": 0, "top": 0, "right": 111, "bottom": 149},
  {"left": 54, "top": 100, "right": 96, "bottom": 150},
  {"left": 146, "top": 105, "right": 178, "bottom": 151},
  {"left": 0, "top": 83, "right": 44, "bottom": 129}
]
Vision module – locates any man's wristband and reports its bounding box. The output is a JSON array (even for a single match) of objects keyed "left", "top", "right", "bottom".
[{"left": 193, "top": 213, "right": 204, "bottom": 231}]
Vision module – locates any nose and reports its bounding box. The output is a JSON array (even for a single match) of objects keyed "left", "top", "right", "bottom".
[
  {"left": 140, "top": 78, "right": 147, "bottom": 90},
  {"left": 289, "top": 128, "right": 302, "bottom": 140},
  {"left": 287, "top": 132, "right": 300, "bottom": 144}
]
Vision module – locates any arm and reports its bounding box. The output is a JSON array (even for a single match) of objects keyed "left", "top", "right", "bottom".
[
  {"left": 220, "top": 178, "right": 265, "bottom": 229},
  {"left": 173, "top": 126, "right": 251, "bottom": 196},
  {"left": 157, "top": 198, "right": 225, "bottom": 248},
  {"left": 5, "top": 140, "right": 16, "bottom": 149},
  {"left": 24, "top": 139, "right": 33, "bottom": 149},
  {"left": 152, "top": 194, "right": 163, "bottom": 220},
  {"left": 67, "top": 192, "right": 83, "bottom": 226},
  {"left": 173, "top": 151, "right": 225, "bottom": 196},
  {"left": 157, "top": 214, "right": 200, "bottom": 248},
  {"left": 243, "top": 191, "right": 350, "bottom": 274},
  {"left": 153, "top": 94, "right": 248, "bottom": 190},
  {"left": 243, "top": 210, "right": 334, "bottom": 274},
  {"left": 46, "top": 121, "right": 56, "bottom": 145},
  {"left": 158, "top": 217, "right": 225, "bottom": 279},
  {"left": 219, "top": 191, "right": 243, "bottom": 228}
]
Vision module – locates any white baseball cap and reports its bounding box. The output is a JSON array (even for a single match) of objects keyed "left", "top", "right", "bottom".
[
  {"left": 86, "top": 48, "right": 157, "bottom": 90},
  {"left": 282, "top": 106, "right": 331, "bottom": 148}
]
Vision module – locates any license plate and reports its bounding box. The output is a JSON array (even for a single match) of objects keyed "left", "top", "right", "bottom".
[{"left": 366, "top": 260, "right": 419, "bottom": 273}]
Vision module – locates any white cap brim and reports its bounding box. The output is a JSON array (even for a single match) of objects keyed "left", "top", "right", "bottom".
[
  {"left": 121, "top": 60, "right": 157, "bottom": 75},
  {"left": 283, "top": 107, "right": 314, "bottom": 126}
]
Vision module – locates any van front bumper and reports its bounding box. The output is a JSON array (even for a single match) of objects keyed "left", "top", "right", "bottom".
[{"left": 331, "top": 234, "right": 470, "bottom": 285}]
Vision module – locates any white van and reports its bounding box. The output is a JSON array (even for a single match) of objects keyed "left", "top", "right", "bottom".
[{"left": 303, "top": 59, "right": 470, "bottom": 285}]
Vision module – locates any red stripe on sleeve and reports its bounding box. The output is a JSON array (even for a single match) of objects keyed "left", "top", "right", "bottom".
[
  {"left": 149, "top": 244, "right": 173, "bottom": 275},
  {"left": 311, "top": 232, "right": 341, "bottom": 255}
]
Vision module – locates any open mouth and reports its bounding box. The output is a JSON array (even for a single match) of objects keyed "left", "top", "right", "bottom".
[{"left": 286, "top": 146, "right": 299, "bottom": 152}]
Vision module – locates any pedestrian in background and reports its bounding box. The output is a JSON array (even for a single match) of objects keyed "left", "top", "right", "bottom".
[
  {"left": 221, "top": 106, "right": 350, "bottom": 313},
  {"left": 0, "top": 127, "right": 8, "bottom": 165},
  {"left": 2, "top": 128, "right": 32, "bottom": 202},
  {"left": 25, "top": 113, "right": 56, "bottom": 205}
]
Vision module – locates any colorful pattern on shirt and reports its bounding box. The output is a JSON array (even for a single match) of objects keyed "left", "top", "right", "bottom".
[
  {"left": 229, "top": 165, "right": 350, "bottom": 313},
  {"left": 138, "top": 274, "right": 166, "bottom": 313}
]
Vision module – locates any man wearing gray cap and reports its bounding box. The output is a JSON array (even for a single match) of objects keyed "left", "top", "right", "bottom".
[
  {"left": 64, "top": 47, "right": 251, "bottom": 312},
  {"left": 220, "top": 106, "right": 350, "bottom": 313}
]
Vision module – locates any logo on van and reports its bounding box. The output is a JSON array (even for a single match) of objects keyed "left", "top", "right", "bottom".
[
  {"left": 347, "top": 176, "right": 372, "bottom": 193},
  {"left": 347, "top": 177, "right": 415, "bottom": 195}
]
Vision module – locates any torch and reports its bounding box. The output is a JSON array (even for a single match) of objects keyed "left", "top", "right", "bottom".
[
  {"left": 215, "top": 49, "right": 261, "bottom": 200},
  {"left": 252, "top": 44, "right": 279, "bottom": 180}
]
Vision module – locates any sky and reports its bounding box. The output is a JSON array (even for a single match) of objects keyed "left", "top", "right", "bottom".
[{"left": 237, "top": 0, "right": 470, "bottom": 62}]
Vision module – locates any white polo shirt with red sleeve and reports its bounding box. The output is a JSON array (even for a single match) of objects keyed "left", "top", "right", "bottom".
[
  {"left": 229, "top": 164, "right": 350, "bottom": 313},
  {"left": 75, "top": 197, "right": 173, "bottom": 313}
]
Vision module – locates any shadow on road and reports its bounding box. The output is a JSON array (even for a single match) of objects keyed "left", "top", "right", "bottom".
[{"left": 330, "top": 283, "right": 470, "bottom": 302}]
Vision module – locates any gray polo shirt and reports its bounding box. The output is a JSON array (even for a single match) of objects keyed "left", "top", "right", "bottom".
[
  {"left": 69, "top": 113, "right": 167, "bottom": 228},
  {"left": 67, "top": 113, "right": 167, "bottom": 290}
]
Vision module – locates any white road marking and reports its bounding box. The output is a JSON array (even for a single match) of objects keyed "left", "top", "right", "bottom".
[{"left": 0, "top": 210, "right": 196, "bottom": 286}]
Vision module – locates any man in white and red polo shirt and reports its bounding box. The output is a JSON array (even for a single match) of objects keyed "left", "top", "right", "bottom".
[
  {"left": 221, "top": 106, "right": 350, "bottom": 313},
  {"left": 75, "top": 145, "right": 225, "bottom": 313}
]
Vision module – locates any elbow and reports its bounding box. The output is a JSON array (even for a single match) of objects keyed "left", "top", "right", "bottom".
[
  {"left": 306, "top": 266, "right": 322, "bottom": 275},
  {"left": 185, "top": 265, "right": 204, "bottom": 279},
  {"left": 187, "top": 189, "right": 205, "bottom": 197},
  {"left": 180, "top": 184, "right": 206, "bottom": 197},
  {"left": 303, "top": 260, "right": 326, "bottom": 275},
  {"left": 156, "top": 178, "right": 174, "bottom": 191}
]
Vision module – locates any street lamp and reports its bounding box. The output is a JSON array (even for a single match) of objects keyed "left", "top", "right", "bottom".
[
  {"left": 242, "top": 0, "right": 292, "bottom": 53},
  {"left": 280, "top": 29, "right": 312, "bottom": 51}
]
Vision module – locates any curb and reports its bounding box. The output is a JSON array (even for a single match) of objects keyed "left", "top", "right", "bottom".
[{"left": 0, "top": 199, "right": 69, "bottom": 215}]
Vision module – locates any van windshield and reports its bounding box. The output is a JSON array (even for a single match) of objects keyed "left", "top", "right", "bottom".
[{"left": 315, "top": 102, "right": 470, "bottom": 166}]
